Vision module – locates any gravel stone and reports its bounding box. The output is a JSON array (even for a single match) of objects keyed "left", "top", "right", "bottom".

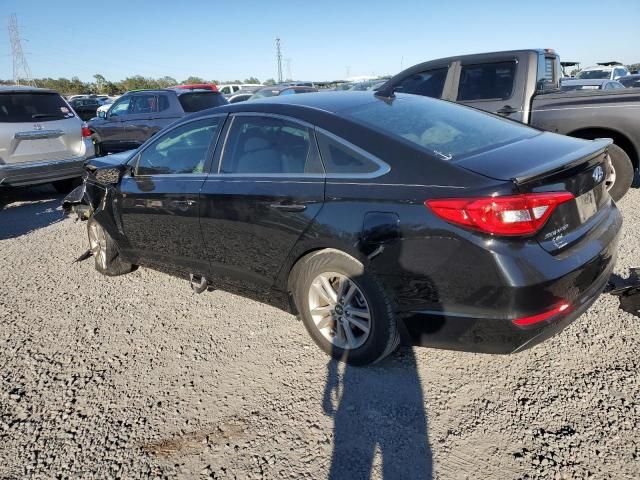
[{"left": 0, "top": 185, "right": 638, "bottom": 479}]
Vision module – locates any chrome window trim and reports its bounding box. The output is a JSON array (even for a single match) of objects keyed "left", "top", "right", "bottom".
[{"left": 315, "top": 127, "right": 391, "bottom": 179}]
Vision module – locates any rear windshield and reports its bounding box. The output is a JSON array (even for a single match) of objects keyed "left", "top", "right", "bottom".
[
  {"left": 178, "top": 92, "right": 227, "bottom": 112},
  {"left": 0, "top": 92, "right": 74, "bottom": 122},
  {"left": 342, "top": 94, "right": 537, "bottom": 160}
]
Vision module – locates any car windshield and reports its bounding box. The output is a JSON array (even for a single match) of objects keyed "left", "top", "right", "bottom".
[
  {"left": 341, "top": 94, "right": 538, "bottom": 160},
  {"left": 576, "top": 70, "right": 610, "bottom": 79},
  {"left": 0, "top": 92, "right": 74, "bottom": 122}
]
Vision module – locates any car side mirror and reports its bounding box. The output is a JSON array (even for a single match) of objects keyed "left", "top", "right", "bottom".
[{"left": 98, "top": 110, "right": 107, "bottom": 119}]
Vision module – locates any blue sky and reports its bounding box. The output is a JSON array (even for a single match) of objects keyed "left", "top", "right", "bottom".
[{"left": 1, "top": 0, "right": 638, "bottom": 83}]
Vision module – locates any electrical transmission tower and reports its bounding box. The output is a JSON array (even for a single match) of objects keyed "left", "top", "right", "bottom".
[
  {"left": 8, "top": 14, "right": 34, "bottom": 86},
  {"left": 275, "top": 37, "right": 283, "bottom": 83}
]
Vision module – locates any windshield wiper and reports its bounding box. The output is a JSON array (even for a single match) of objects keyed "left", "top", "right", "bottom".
[{"left": 32, "top": 113, "right": 65, "bottom": 119}]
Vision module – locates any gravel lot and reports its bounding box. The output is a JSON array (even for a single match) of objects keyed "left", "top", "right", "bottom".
[{"left": 0, "top": 185, "right": 638, "bottom": 479}]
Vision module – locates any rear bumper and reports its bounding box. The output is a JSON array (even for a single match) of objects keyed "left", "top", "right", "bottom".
[
  {"left": 391, "top": 205, "right": 622, "bottom": 354},
  {"left": 0, "top": 157, "right": 89, "bottom": 187}
]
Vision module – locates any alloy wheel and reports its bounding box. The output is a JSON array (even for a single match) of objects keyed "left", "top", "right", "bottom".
[
  {"left": 308, "top": 272, "right": 371, "bottom": 350},
  {"left": 88, "top": 222, "right": 108, "bottom": 270}
]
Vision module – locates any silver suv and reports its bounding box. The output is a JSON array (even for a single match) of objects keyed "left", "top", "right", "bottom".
[{"left": 0, "top": 86, "right": 94, "bottom": 192}]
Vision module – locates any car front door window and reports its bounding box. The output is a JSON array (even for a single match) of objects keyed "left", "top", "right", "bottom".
[
  {"left": 108, "top": 98, "right": 131, "bottom": 117},
  {"left": 135, "top": 117, "right": 221, "bottom": 176}
]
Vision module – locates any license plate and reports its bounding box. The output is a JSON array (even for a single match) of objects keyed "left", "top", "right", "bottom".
[{"left": 576, "top": 189, "right": 597, "bottom": 223}]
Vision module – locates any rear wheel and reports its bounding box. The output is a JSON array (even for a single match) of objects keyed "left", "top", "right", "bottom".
[
  {"left": 91, "top": 134, "right": 105, "bottom": 157},
  {"left": 87, "top": 217, "right": 133, "bottom": 276},
  {"left": 605, "top": 144, "right": 633, "bottom": 202},
  {"left": 291, "top": 249, "right": 399, "bottom": 365}
]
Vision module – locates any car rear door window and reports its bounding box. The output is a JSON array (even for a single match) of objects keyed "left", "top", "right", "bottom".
[
  {"left": 394, "top": 68, "right": 448, "bottom": 98},
  {"left": 135, "top": 117, "right": 221, "bottom": 176},
  {"left": 457, "top": 61, "right": 516, "bottom": 101},
  {"left": 130, "top": 94, "right": 159, "bottom": 114},
  {"left": 0, "top": 92, "right": 74, "bottom": 122},
  {"left": 220, "top": 115, "right": 322, "bottom": 174}
]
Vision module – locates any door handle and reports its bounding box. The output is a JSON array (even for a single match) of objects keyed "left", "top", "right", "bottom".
[
  {"left": 170, "top": 199, "right": 197, "bottom": 207},
  {"left": 497, "top": 105, "right": 519, "bottom": 116},
  {"left": 269, "top": 202, "right": 306, "bottom": 212}
]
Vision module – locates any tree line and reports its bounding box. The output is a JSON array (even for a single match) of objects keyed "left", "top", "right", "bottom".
[{"left": 0, "top": 74, "right": 275, "bottom": 96}]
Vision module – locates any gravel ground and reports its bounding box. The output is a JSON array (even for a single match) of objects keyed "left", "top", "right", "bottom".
[{"left": 0, "top": 185, "right": 638, "bottom": 480}]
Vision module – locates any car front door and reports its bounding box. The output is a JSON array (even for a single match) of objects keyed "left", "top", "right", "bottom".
[
  {"left": 100, "top": 96, "right": 132, "bottom": 151},
  {"left": 199, "top": 113, "right": 325, "bottom": 292},
  {"left": 116, "top": 114, "right": 225, "bottom": 274},
  {"left": 121, "top": 93, "right": 163, "bottom": 149}
]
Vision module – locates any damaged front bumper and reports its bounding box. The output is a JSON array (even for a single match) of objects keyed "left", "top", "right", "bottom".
[{"left": 62, "top": 182, "right": 93, "bottom": 220}]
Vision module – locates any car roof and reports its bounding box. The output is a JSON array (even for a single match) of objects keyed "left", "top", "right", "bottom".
[
  {"left": 581, "top": 65, "right": 616, "bottom": 72},
  {"left": 0, "top": 85, "right": 58, "bottom": 94},
  {"left": 123, "top": 88, "right": 220, "bottom": 96}
]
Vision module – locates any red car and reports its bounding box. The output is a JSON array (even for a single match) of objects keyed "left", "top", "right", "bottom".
[{"left": 172, "top": 83, "right": 218, "bottom": 92}]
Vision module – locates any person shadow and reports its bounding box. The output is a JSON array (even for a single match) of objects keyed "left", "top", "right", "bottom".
[{"left": 323, "top": 346, "right": 433, "bottom": 479}]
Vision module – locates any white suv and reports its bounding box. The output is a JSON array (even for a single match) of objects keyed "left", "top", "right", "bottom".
[
  {"left": 576, "top": 65, "right": 630, "bottom": 80},
  {"left": 0, "top": 86, "right": 94, "bottom": 192}
]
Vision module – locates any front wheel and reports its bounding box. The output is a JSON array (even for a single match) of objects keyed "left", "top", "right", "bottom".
[
  {"left": 606, "top": 144, "right": 633, "bottom": 202},
  {"left": 87, "top": 217, "right": 133, "bottom": 276},
  {"left": 291, "top": 249, "right": 399, "bottom": 365}
]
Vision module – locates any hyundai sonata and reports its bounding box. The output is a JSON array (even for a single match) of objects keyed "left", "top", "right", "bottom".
[{"left": 64, "top": 91, "right": 621, "bottom": 365}]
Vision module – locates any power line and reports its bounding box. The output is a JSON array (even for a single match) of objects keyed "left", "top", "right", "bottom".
[
  {"left": 275, "top": 37, "right": 283, "bottom": 83},
  {"left": 8, "top": 13, "right": 34, "bottom": 86}
]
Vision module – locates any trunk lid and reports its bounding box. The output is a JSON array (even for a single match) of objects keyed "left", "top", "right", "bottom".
[
  {"left": 0, "top": 91, "right": 84, "bottom": 165},
  {"left": 455, "top": 132, "right": 612, "bottom": 253}
]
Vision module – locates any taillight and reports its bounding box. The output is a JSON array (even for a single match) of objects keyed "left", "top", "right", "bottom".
[
  {"left": 81, "top": 124, "right": 91, "bottom": 138},
  {"left": 512, "top": 302, "right": 571, "bottom": 326},
  {"left": 425, "top": 192, "right": 574, "bottom": 236}
]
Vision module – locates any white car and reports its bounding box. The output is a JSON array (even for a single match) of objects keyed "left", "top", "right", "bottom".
[
  {"left": 218, "top": 84, "right": 262, "bottom": 96},
  {"left": 95, "top": 96, "right": 118, "bottom": 116},
  {"left": 0, "top": 86, "right": 94, "bottom": 191},
  {"left": 576, "top": 64, "right": 630, "bottom": 80}
]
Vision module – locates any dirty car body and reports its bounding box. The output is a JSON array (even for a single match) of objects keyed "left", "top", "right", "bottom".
[{"left": 65, "top": 92, "right": 622, "bottom": 361}]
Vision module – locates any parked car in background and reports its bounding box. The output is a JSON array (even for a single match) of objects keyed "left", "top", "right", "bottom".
[
  {"left": 380, "top": 49, "right": 640, "bottom": 201},
  {"left": 228, "top": 85, "right": 264, "bottom": 104},
  {"left": 618, "top": 74, "right": 640, "bottom": 88},
  {"left": 560, "top": 79, "right": 625, "bottom": 91},
  {"left": 249, "top": 85, "right": 317, "bottom": 100},
  {"left": 348, "top": 80, "right": 386, "bottom": 91},
  {"left": 87, "top": 87, "right": 227, "bottom": 155},
  {"left": 219, "top": 84, "right": 262, "bottom": 96},
  {"left": 576, "top": 63, "right": 630, "bottom": 80},
  {"left": 69, "top": 96, "right": 101, "bottom": 121},
  {"left": 0, "top": 86, "right": 94, "bottom": 191},
  {"left": 95, "top": 97, "right": 117, "bottom": 117},
  {"left": 172, "top": 83, "right": 219, "bottom": 92},
  {"left": 64, "top": 91, "right": 621, "bottom": 365}
]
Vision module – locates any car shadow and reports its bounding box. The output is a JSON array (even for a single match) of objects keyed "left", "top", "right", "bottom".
[
  {"left": 0, "top": 185, "right": 66, "bottom": 241},
  {"left": 323, "top": 346, "right": 433, "bottom": 479}
]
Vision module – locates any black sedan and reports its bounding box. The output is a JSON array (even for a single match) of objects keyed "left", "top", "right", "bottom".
[{"left": 64, "top": 92, "right": 621, "bottom": 365}]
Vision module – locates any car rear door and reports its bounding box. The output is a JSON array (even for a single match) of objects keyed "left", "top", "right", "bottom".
[
  {"left": 451, "top": 52, "right": 529, "bottom": 122},
  {"left": 199, "top": 113, "right": 325, "bottom": 291},
  {"left": 116, "top": 114, "right": 225, "bottom": 274}
]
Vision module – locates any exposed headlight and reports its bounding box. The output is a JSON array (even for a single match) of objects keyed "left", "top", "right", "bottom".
[{"left": 94, "top": 168, "right": 121, "bottom": 185}]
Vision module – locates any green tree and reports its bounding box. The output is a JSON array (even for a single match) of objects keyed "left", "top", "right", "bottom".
[
  {"left": 182, "top": 76, "right": 205, "bottom": 84},
  {"left": 263, "top": 78, "right": 276, "bottom": 86},
  {"left": 244, "top": 77, "right": 260, "bottom": 84}
]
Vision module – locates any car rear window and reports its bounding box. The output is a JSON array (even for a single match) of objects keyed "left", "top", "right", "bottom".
[
  {"left": 342, "top": 94, "right": 537, "bottom": 161},
  {"left": 0, "top": 92, "right": 74, "bottom": 122},
  {"left": 178, "top": 92, "right": 227, "bottom": 112}
]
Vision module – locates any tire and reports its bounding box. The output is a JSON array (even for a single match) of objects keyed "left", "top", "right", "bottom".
[
  {"left": 290, "top": 249, "right": 399, "bottom": 366},
  {"left": 52, "top": 178, "right": 81, "bottom": 193},
  {"left": 606, "top": 143, "right": 633, "bottom": 202},
  {"left": 91, "top": 134, "right": 105, "bottom": 157},
  {"left": 87, "top": 217, "right": 133, "bottom": 276}
]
